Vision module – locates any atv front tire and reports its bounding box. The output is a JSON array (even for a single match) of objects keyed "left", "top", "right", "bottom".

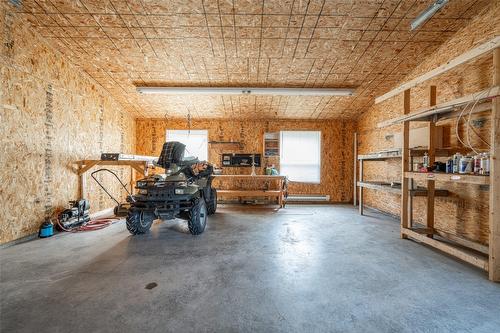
[
  {"left": 126, "top": 210, "right": 154, "bottom": 235},
  {"left": 207, "top": 188, "right": 217, "bottom": 215},
  {"left": 188, "top": 199, "right": 208, "bottom": 235}
]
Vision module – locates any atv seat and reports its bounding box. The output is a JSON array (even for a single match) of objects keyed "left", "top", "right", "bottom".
[{"left": 157, "top": 141, "right": 197, "bottom": 169}]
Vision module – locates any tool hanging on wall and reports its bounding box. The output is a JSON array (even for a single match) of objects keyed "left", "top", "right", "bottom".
[{"left": 90, "top": 168, "right": 135, "bottom": 217}]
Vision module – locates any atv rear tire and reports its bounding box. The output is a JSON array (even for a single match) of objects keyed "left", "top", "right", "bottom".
[
  {"left": 126, "top": 210, "right": 154, "bottom": 235},
  {"left": 188, "top": 199, "right": 207, "bottom": 235},
  {"left": 207, "top": 188, "right": 217, "bottom": 215}
]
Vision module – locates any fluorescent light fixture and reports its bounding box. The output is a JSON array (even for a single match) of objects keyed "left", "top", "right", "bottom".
[
  {"left": 136, "top": 87, "right": 355, "bottom": 96},
  {"left": 410, "top": 0, "right": 448, "bottom": 31}
]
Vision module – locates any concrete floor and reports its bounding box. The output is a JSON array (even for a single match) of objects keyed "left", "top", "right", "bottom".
[{"left": 1, "top": 205, "right": 499, "bottom": 333}]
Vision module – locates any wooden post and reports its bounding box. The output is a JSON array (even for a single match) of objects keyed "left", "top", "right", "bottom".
[
  {"left": 401, "top": 89, "right": 411, "bottom": 238},
  {"left": 489, "top": 48, "right": 500, "bottom": 281},
  {"left": 353, "top": 132, "right": 357, "bottom": 206},
  {"left": 409, "top": 156, "right": 414, "bottom": 228},
  {"left": 427, "top": 86, "right": 437, "bottom": 236},
  {"left": 409, "top": 179, "right": 413, "bottom": 228},
  {"left": 359, "top": 159, "right": 363, "bottom": 215}
]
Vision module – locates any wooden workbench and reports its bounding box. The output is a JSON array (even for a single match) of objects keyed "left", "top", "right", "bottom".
[
  {"left": 74, "top": 160, "right": 150, "bottom": 198},
  {"left": 212, "top": 174, "right": 287, "bottom": 207}
]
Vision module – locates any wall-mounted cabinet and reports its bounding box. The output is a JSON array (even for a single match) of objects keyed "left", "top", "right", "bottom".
[{"left": 264, "top": 132, "right": 279, "bottom": 157}]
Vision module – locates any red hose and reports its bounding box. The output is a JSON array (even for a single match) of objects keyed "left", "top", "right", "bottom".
[{"left": 56, "top": 217, "right": 120, "bottom": 232}]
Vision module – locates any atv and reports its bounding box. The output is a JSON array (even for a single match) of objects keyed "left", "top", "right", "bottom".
[{"left": 126, "top": 141, "right": 217, "bottom": 235}]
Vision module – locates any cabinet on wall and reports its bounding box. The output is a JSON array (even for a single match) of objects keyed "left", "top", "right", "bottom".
[{"left": 263, "top": 132, "right": 279, "bottom": 157}]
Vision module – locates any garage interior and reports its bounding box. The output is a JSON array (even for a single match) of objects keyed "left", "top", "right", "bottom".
[{"left": 1, "top": 0, "right": 499, "bottom": 332}]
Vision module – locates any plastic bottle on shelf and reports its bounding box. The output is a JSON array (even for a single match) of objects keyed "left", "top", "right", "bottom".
[
  {"left": 459, "top": 155, "right": 473, "bottom": 174},
  {"left": 473, "top": 154, "right": 481, "bottom": 174},
  {"left": 480, "top": 153, "right": 490, "bottom": 175},
  {"left": 453, "top": 153, "right": 462, "bottom": 173},
  {"left": 423, "top": 152, "right": 429, "bottom": 168},
  {"left": 446, "top": 159, "right": 453, "bottom": 173}
]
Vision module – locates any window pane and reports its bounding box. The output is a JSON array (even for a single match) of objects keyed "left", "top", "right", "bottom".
[
  {"left": 280, "top": 131, "right": 321, "bottom": 183},
  {"left": 166, "top": 130, "right": 208, "bottom": 161}
]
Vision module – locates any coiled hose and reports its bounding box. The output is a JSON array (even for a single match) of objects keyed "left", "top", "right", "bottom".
[{"left": 56, "top": 217, "right": 119, "bottom": 232}]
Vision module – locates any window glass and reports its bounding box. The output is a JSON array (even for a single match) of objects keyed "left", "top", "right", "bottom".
[
  {"left": 280, "top": 131, "right": 321, "bottom": 183},
  {"left": 166, "top": 130, "right": 208, "bottom": 161}
]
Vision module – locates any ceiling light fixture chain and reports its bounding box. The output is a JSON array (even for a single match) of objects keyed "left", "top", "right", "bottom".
[{"left": 187, "top": 110, "right": 192, "bottom": 135}]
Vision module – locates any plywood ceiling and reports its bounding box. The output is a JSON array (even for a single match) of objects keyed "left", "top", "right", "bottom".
[{"left": 13, "top": 0, "right": 490, "bottom": 119}]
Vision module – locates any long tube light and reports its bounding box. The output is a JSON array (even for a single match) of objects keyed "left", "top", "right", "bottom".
[
  {"left": 410, "top": 0, "right": 448, "bottom": 31},
  {"left": 136, "top": 87, "right": 355, "bottom": 96}
]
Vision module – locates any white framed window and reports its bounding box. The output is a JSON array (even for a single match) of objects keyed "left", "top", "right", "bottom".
[
  {"left": 166, "top": 130, "right": 208, "bottom": 161},
  {"left": 280, "top": 131, "right": 321, "bottom": 183}
]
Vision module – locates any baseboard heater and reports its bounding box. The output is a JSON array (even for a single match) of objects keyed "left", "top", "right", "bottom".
[{"left": 286, "top": 195, "right": 330, "bottom": 202}]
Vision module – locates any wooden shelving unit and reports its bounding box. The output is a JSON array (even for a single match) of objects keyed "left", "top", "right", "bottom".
[
  {"left": 358, "top": 148, "right": 458, "bottom": 160},
  {"left": 357, "top": 148, "right": 454, "bottom": 160},
  {"left": 357, "top": 181, "right": 401, "bottom": 194},
  {"left": 404, "top": 172, "right": 490, "bottom": 185},
  {"left": 394, "top": 84, "right": 497, "bottom": 278},
  {"left": 355, "top": 148, "right": 450, "bottom": 215},
  {"left": 402, "top": 228, "right": 488, "bottom": 270},
  {"left": 357, "top": 149, "right": 401, "bottom": 160},
  {"left": 357, "top": 181, "right": 449, "bottom": 197},
  {"left": 209, "top": 141, "right": 243, "bottom": 149},
  {"left": 374, "top": 43, "right": 499, "bottom": 281},
  {"left": 377, "top": 87, "right": 498, "bottom": 127},
  {"left": 263, "top": 132, "right": 279, "bottom": 157}
]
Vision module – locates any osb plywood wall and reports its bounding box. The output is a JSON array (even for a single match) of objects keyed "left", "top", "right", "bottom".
[
  {"left": 356, "top": 2, "right": 499, "bottom": 245},
  {"left": 136, "top": 118, "right": 355, "bottom": 202},
  {"left": 0, "top": 3, "right": 135, "bottom": 244}
]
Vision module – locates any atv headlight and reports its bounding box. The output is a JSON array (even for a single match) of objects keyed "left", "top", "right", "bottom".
[
  {"left": 137, "top": 181, "right": 147, "bottom": 187},
  {"left": 175, "top": 188, "right": 184, "bottom": 195},
  {"left": 139, "top": 189, "right": 148, "bottom": 195}
]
